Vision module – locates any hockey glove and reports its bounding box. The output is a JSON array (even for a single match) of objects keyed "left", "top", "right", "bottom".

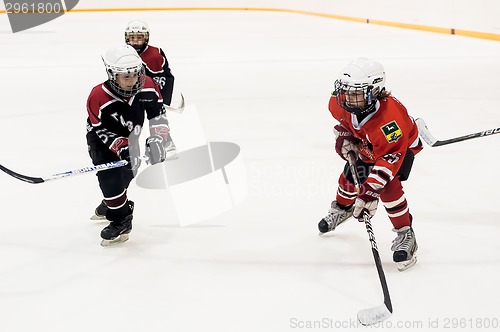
[
  {"left": 118, "top": 146, "right": 141, "bottom": 171},
  {"left": 333, "top": 124, "right": 360, "bottom": 161},
  {"left": 145, "top": 135, "right": 167, "bottom": 165},
  {"left": 353, "top": 183, "right": 380, "bottom": 219}
]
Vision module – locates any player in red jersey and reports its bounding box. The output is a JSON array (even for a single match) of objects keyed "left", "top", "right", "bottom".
[
  {"left": 318, "top": 58, "right": 423, "bottom": 271},
  {"left": 86, "top": 45, "right": 171, "bottom": 246},
  {"left": 125, "top": 20, "right": 177, "bottom": 159}
]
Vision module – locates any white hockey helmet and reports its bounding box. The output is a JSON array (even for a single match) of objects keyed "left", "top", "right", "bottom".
[
  {"left": 102, "top": 45, "right": 145, "bottom": 97},
  {"left": 125, "top": 20, "right": 150, "bottom": 51},
  {"left": 333, "top": 58, "right": 386, "bottom": 115}
]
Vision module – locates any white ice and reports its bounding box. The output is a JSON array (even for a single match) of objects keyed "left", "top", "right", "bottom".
[{"left": 0, "top": 9, "right": 500, "bottom": 332}]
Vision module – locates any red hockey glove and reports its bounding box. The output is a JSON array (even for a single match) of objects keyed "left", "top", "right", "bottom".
[
  {"left": 333, "top": 124, "right": 360, "bottom": 161},
  {"left": 353, "top": 183, "right": 380, "bottom": 219}
]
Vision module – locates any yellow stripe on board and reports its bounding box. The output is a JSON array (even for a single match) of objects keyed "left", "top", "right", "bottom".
[{"left": 1, "top": 6, "right": 499, "bottom": 41}]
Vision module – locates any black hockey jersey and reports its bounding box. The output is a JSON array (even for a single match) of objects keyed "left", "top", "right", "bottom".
[
  {"left": 86, "top": 76, "right": 170, "bottom": 156},
  {"left": 139, "top": 45, "right": 175, "bottom": 105}
]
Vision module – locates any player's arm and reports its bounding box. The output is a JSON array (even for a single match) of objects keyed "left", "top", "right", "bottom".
[
  {"left": 148, "top": 108, "right": 170, "bottom": 142},
  {"left": 146, "top": 109, "right": 169, "bottom": 165},
  {"left": 86, "top": 95, "right": 131, "bottom": 157},
  {"left": 144, "top": 80, "right": 169, "bottom": 139},
  {"left": 143, "top": 83, "right": 170, "bottom": 164}
]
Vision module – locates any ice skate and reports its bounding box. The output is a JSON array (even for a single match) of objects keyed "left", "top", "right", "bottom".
[
  {"left": 90, "top": 200, "right": 108, "bottom": 220},
  {"left": 391, "top": 226, "right": 418, "bottom": 271},
  {"left": 91, "top": 200, "right": 134, "bottom": 221},
  {"left": 318, "top": 201, "right": 353, "bottom": 234},
  {"left": 165, "top": 138, "right": 178, "bottom": 160},
  {"left": 100, "top": 215, "right": 133, "bottom": 247}
]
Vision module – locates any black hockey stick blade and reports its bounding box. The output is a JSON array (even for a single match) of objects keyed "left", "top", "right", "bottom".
[{"left": 0, "top": 164, "right": 44, "bottom": 184}]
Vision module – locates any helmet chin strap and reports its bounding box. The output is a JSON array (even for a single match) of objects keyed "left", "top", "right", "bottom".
[
  {"left": 344, "top": 86, "right": 377, "bottom": 116},
  {"left": 345, "top": 101, "right": 376, "bottom": 116},
  {"left": 366, "top": 86, "right": 373, "bottom": 105}
]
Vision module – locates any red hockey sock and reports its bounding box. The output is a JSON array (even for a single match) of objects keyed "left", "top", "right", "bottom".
[
  {"left": 380, "top": 178, "right": 412, "bottom": 229},
  {"left": 336, "top": 173, "right": 357, "bottom": 207}
]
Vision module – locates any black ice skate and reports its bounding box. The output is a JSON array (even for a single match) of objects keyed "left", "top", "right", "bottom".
[
  {"left": 100, "top": 215, "right": 133, "bottom": 247},
  {"left": 91, "top": 200, "right": 134, "bottom": 221},
  {"left": 391, "top": 226, "right": 418, "bottom": 271},
  {"left": 318, "top": 201, "right": 353, "bottom": 234},
  {"left": 99, "top": 201, "right": 134, "bottom": 246},
  {"left": 90, "top": 200, "right": 108, "bottom": 220}
]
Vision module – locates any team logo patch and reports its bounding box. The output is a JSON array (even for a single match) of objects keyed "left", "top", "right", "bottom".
[{"left": 381, "top": 121, "right": 402, "bottom": 143}]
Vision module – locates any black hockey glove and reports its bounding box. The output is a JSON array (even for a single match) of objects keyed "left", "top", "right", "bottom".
[
  {"left": 118, "top": 146, "right": 141, "bottom": 171},
  {"left": 145, "top": 135, "right": 167, "bottom": 165}
]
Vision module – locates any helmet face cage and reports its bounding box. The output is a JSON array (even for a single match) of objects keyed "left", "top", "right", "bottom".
[
  {"left": 106, "top": 63, "right": 146, "bottom": 98},
  {"left": 125, "top": 21, "right": 150, "bottom": 52},
  {"left": 125, "top": 31, "right": 149, "bottom": 44},
  {"left": 334, "top": 79, "right": 380, "bottom": 116}
]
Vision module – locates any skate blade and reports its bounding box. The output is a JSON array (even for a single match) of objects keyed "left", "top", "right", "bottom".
[
  {"left": 397, "top": 255, "right": 417, "bottom": 271},
  {"left": 90, "top": 214, "right": 107, "bottom": 221},
  {"left": 100, "top": 234, "right": 129, "bottom": 247}
]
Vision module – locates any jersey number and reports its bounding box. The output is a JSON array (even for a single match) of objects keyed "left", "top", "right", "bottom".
[
  {"left": 111, "top": 112, "right": 142, "bottom": 134},
  {"left": 153, "top": 76, "right": 166, "bottom": 89}
]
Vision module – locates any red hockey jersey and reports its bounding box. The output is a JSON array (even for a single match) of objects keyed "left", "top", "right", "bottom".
[{"left": 329, "top": 95, "right": 422, "bottom": 191}]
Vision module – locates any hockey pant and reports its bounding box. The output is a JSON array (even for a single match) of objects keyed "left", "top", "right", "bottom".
[{"left": 87, "top": 131, "right": 135, "bottom": 221}]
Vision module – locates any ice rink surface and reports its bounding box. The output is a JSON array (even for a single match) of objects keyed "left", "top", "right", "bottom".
[{"left": 0, "top": 9, "right": 500, "bottom": 332}]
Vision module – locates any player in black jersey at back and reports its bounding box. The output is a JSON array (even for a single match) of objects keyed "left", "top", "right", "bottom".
[{"left": 125, "top": 20, "right": 177, "bottom": 160}]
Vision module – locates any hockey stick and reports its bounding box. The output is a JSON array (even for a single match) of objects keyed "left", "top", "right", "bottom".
[
  {"left": 164, "top": 93, "right": 185, "bottom": 114},
  {"left": 347, "top": 152, "right": 393, "bottom": 326},
  {"left": 0, "top": 160, "right": 129, "bottom": 184},
  {"left": 416, "top": 117, "right": 500, "bottom": 147}
]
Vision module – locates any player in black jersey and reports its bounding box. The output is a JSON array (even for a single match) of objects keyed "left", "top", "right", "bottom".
[
  {"left": 86, "top": 45, "right": 170, "bottom": 246},
  {"left": 125, "top": 20, "right": 177, "bottom": 160}
]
